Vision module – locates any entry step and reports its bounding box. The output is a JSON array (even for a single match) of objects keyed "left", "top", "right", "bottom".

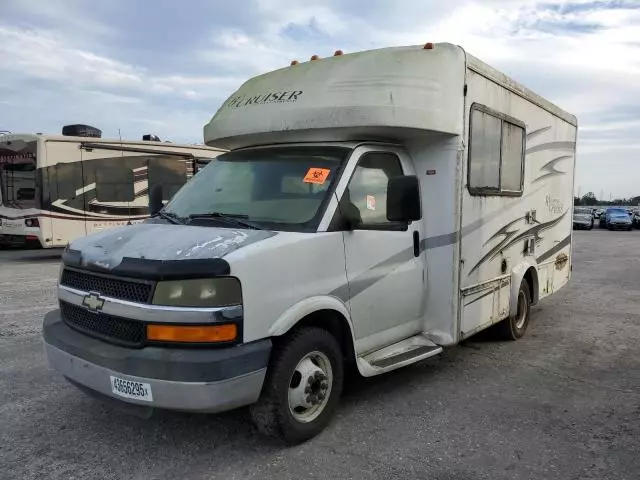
[
  {"left": 358, "top": 334, "right": 443, "bottom": 377},
  {"left": 371, "top": 344, "right": 442, "bottom": 368}
]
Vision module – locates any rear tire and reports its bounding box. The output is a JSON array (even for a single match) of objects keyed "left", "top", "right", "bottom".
[
  {"left": 494, "top": 279, "right": 531, "bottom": 341},
  {"left": 250, "top": 327, "right": 344, "bottom": 445}
]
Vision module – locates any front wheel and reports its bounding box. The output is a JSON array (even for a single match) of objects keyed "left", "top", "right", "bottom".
[
  {"left": 494, "top": 279, "right": 532, "bottom": 341},
  {"left": 250, "top": 327, "right": 344, "bottom": 444}
]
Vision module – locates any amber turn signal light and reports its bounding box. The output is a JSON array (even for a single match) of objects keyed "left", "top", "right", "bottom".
[{"left": 147, "top": 324, "right": 237, "bottom": 343}]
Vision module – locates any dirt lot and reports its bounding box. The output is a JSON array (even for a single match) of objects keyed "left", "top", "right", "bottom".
[{"left": 1, "top": 231, "right": 639, "bottom": 480}]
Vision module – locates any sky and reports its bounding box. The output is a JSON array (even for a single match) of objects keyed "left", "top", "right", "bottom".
[{"left": 1, "top": 0, "right": 639, "bottom": 199}]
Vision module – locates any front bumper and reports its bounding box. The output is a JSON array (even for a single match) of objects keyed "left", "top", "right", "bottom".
[
  {"left": 573, "top": 220, "right": 591, "bottom": 228},
  {"left": 0, "top": 233, "right": 41, "bottom": 247},
  {"left": 43, "top": 310, "right": 271, "bottom": 413},
  {"left": 608, "top": 222, "right": 632, "bottom": 230}
]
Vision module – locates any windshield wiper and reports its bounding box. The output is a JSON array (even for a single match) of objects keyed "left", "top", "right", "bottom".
[
  {"left": 188, "top": 212, "right": 262, "bottom": 230},
  {"left": 155, "top": 210, "right": 184, "bottom": 225}
]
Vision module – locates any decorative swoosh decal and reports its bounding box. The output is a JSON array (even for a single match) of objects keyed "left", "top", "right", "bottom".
[
  {"left": 536, "top": 234, "right": 571, "bottom": 263},
  {"left": 482, "top": 216, "right": 528, "bottom": 248},
  {"left": 526, "top": 126, "right": 551, "bottom": 140},
  {"left": 534, "top": 155, "right": 572, "bottom": 183},
  {"left": 526, "top": 141, "right": 576, "bottom": 156},
  {"left": 469, "top": 210, "right": 568, "bottom": 274}
]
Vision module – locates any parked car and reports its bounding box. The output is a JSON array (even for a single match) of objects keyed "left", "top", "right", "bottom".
[
  {"left": 632, "top": 210, "right": 640, "bottom": 229},
  {"left": 594, "top": 208, "right": 604, "bottom": 219},
  {"left": 600, "top": 207, "right": 633, "bottom": 231},
  {"left": 573, "top": 207, "right": 594, "bottom": 230}
]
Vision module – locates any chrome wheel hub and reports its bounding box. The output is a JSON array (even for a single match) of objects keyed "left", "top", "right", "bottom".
[{"left": 288, "top": 351, "right": 333, "bottom": 423}]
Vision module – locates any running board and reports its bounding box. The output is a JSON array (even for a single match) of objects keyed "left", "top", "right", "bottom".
[{"left": 356, "top": 334, "right": 443, "bottom": 377}]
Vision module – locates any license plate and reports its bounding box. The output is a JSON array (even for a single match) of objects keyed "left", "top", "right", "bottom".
[{"left": 110, "top": 375, "right": 153, "bottom": 402}]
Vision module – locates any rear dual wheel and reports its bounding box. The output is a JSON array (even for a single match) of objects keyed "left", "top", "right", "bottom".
[{"left": 494, "top": 279, "right": 532, "bottom": 341}]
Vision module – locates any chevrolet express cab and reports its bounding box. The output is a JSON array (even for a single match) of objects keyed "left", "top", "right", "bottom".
[{"left": 43, "top": 43, "right": 577, "bottom": 444}]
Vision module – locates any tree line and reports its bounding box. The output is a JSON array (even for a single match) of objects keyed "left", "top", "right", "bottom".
[{"left": 574, "top": 192, "right": 640, "bottom": 207}]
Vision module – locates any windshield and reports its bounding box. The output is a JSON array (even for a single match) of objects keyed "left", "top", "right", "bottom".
[
  {"left": 0, "top": 145, "right": 37, "bottom": 209},
  {"left": 574, "top": 208, "right": 591, "bottom": 215},
  {"left": 163, "top": 146, "right": 349, "bottom": 232}
]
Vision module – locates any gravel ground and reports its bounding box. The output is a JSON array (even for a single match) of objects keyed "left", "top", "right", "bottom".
[{"left": 1, "top": 231, "right": 639, "bottom": 480}]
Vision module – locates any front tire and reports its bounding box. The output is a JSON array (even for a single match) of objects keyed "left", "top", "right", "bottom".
[
  {"left": 494, "top": 279, "right": 532, "bottom": 341},
  {"left": 250, "top": 327, "right": 344, "bottom": 444}
]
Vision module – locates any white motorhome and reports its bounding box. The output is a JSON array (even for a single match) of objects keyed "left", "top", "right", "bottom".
[
  {"left": 43, "top": 43, "right": 577, "bottom": 444},
  {"left": 0, "top": 126, "right": 225, "bottom": 248}
]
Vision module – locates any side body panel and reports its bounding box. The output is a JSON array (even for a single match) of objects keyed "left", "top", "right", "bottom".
[
  {"left": 224, "top": 232, "right": 350, "bottom": 344},
  {"left": 406, "top": 134, "right": 463, "bottom": 346},
  {"left": 458, "top": 66, "right": 576, "bottom": 340}
]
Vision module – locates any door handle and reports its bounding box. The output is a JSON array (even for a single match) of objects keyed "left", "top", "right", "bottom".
[{"left": 413, "top": 231, "right": 420, "bottom": 257}]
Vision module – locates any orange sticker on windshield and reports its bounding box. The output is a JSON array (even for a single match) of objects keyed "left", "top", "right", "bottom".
[{"left": 303, "top": 168, "right": 330, "bottom": 184}]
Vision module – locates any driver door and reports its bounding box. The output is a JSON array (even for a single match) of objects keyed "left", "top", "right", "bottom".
[{"left": 335, "top": 147, "right": 426, "bottom": 354}]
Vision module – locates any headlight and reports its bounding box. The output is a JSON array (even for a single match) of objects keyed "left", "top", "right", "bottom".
[{"left": 152, "top": 278, "right": 242, "bottom": 307}]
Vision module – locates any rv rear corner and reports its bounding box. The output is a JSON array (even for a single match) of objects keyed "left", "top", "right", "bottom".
[{"left": 40, "top": 43, "right": 577, "bottom": 444}]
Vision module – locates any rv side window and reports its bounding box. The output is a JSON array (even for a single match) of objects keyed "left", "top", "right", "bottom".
[
  {"left": 501, "top": 122, "right": 525, "bottom": 191},
  {"left": 468, "top": 106, "right": 525, "bottom": 196},
  {"left": 55, "top": 163, "right": 84, "bottom": 199},
  {"left": 469, "top": 110, "right": 501, "bottom": 190},
  {"left": 340, "top": 152, "right": 405, "bottom": 230},
  {"left": 95, "top": 167, "right": 135, "bottom": 202},
  {"left": 148, "top": 157, "right": 187, "bottom": 201}
]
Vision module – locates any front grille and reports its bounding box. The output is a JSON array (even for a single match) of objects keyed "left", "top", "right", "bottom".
[
  {"left": 60, "top": 268, "right": 153, "bottom": 304},
  {"left": 60, "top": 301, "right": 145, "bottom": 347}
]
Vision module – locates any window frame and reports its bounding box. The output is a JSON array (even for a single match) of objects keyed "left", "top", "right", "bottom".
[
  {"left": 467, "top": 103, "right": 526, "bottom": 197},
  {"left": 330, "top": 150, "right": 409, "bottom": 232}
]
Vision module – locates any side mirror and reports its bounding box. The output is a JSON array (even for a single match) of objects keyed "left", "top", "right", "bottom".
[
  {"left": 387, "top": 175, "right": 421, "bottom": 222},
  {"left": 149, "top": 184, "right": 164, "bottom": 216}
]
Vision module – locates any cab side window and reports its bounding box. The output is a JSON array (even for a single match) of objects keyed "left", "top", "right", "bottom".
[{"left": 335, "top": 152, "right": 405, "bottom": 230}]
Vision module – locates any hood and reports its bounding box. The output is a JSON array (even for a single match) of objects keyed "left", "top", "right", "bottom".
[
  {"left": 610, "top": 214, "right": 631, "bottom": 221},
  {"left": 68, "top": 223, "right": 278, "bottom": 271}
]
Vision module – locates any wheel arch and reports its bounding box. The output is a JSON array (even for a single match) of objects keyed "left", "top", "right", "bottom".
[
  {"left": 268, "top": 296, "right": 357, "bottom": 367},
  {"left": 510, "top": 260, "right": 539, "bottom": 318}
]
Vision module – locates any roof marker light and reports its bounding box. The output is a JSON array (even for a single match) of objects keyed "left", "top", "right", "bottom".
[
  {"left": 310, "top": 54, "right": 320, "bottom": 61},
  {"left": 423, "top": 42, "right": 434, "bottom": 50},
  {"left": 333, "top": 50, "right": 343, "bottom": 56},
  {"left": 290, "top": 60, "right": 299, "bottom": 66}
]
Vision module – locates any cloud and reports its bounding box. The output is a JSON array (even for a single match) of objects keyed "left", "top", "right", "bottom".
[{"left": 1, "top": 0, "right": 639, "bottom": 197}]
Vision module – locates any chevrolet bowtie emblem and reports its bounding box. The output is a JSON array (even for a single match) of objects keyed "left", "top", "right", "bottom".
[{"left": 82, "top": 292, "right": 105, "bottom": 312}]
